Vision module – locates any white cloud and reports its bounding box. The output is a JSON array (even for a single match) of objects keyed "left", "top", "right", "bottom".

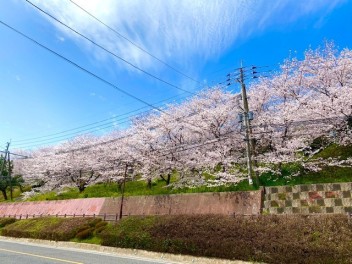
[
  {"left": 252, "top": 0, "right": 346, "bottom": 32},
  {"left": 29, "top": 0, "right": 345, "bottom": 72},
  {"left": 57, "top": 35, "right": 65, "bottom": 42}
]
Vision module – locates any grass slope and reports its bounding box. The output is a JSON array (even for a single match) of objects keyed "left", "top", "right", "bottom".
[
  {"left": 28, "top": 178, "right": 256, "bottom": 201},
  {"left": 2, "top": 144, "right": 351, "bottom": 202},
  {"left": 1, "top": 217, "right": 104, "bottom": 241},
  {"left": 3, "top": 215, "right": 350, "bottom": 264}
]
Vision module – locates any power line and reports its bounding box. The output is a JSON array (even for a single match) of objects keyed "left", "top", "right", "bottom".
[
  {"left": 22, "top": 122, "right": 335, "bottom": 176},
  {"left": 12, "top": 84, "right": 232, "bottom": 149},
  {"left": 20, "top": 94, "right": 240, "bottom": 154},
  {"left": 11, "top": 82, "right": 235, "bottom": 150},
  {"left": 25, "top": 115, "right": 343, "bottom": 160},
  {"left": 68, "top": 0, "right": 201, "bottom": 85},
  {"left": 11, "top": 93, "right": 190, "bottom": 145},
  {"left": 0, "top": 150, "right": 29, "bottom": 159},
  {"left": 0, "top": 19, "right": 167, "bottom": 113},
  {"left": 25, "top": 0, "right": 196, "bottom": 95}
]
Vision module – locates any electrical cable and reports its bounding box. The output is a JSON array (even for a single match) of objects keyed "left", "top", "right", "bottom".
[
  {"left": 68, "top": 0, "right": 202, "bottom": 85},
  {"left": 11, "top": 93, "right": 191, "bottom": 145},
  {"left": 0, "top": 19, "right": 168, "bottom": 112},
  {"left": 25, "top": 0, "right": 196, "bottom": 95}
]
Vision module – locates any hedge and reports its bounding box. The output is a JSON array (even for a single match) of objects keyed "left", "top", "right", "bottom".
[
  {"left": 99, "top": 214, "right": 352, "bottom": 264},
  {"left": 1, "top": 217, "right": 103, "bottom": 241},
  {"left": 0, "top": 217, "right": 16, "bottom": 228}
]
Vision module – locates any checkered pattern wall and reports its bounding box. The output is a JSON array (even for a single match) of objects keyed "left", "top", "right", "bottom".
[{"left": 264, "top": 182, "right": 352, "bottom": 214}]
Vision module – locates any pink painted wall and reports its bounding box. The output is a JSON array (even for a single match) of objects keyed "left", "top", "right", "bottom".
[
  {"left": 101, "top": 191, "right": 262, "bottom": 217},
  {"left": 0, "top": 191, "right": 262, "bottom": 219},
  {"left": 0, "top": 198, "right": 105, "bottom": 217}
]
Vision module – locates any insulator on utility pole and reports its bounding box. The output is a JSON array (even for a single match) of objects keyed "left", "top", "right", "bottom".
[
  {"left": 248, "top": 111, "right": 254, "bottom": 121},
  {"left": 238, "top": 113, "right": 244, "bottom": 123}
]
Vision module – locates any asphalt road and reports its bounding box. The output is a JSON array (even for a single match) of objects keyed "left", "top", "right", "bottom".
[{"left": 0, "top": 240, "right": 177, "bottom": 264}]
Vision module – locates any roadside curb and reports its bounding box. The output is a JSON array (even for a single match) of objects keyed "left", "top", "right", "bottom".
[{"left": 0, "top": 236, "right": 254, "bottom": 264}]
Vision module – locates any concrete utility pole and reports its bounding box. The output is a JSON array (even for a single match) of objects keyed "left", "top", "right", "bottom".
[
  {"left": 239, "top": 67, "right": 254, "bottom": 185},
  {"left": 7, "top": 152, "right": 13, "bottom": 200},
  {"left": 119, "top": 162, "right": 133, "bottom": 220}
]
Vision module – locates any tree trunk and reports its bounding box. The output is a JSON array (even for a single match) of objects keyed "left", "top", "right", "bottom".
[
  {"left": 78, "top": 183, "right": 86, "bottom": 193},
  {"left": 147, "top": 178, "right": 152, "bottom": 189},
  {"left": 1, "top": 189, "right": 8, "bottom": 200}
]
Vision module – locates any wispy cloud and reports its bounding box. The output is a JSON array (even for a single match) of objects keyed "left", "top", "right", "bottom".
[{"left": 29, "top": 0, "right": 345, "bottom": 72}]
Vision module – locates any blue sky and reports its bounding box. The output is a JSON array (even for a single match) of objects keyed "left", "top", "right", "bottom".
[{"left": 0, "top": 0, "right": 351, "bottom": 151}]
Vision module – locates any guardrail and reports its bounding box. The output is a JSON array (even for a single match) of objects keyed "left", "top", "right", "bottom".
[{"left": 0, "top": 213, "right": 125, "bottom": 222}]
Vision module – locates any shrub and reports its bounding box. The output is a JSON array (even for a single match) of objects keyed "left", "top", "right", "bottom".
[
  {"left": 75, "top": 228, "right": 94, "bottom": 240},
  {"left": 95, "top": 221, "right": 108, "bottom": 228},
  {"left": 2, "top": 217, "right": 99, "bottom": 241},
  {"left": 88, "top": 218, "right": 102, "bottom": 228},
  {"left": 0, "top": 218, "right": 16, "bottom": 228},
  {"left": 100, "top": 215, "right": 352, "bottom": 264}
]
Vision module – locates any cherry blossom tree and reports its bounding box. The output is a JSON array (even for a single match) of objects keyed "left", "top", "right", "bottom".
[{"left": 13, "top": 42, "right": 352, "bottom": 193}]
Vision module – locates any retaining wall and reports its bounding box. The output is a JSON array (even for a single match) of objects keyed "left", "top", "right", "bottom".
[
  {"left": 0, "top": 198, "right": 105, "bottom": 217},
  {"left": 100, "top": 191, "right": 262, "bottom": 217},
  {"left": 264, "top": 182, "right": 352, "bottom": 214},
  {"left": 0, "top": 190, "right": 262, "bottom": 219}
]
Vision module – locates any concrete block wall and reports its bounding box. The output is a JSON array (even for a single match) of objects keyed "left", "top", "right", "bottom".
[{"left": 264, "top": 182, "right": 352, "bottom": 214}]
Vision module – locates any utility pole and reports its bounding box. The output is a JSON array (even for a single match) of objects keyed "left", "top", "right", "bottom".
[
  {"left": 8, "top": 152, "right": 13, "bottom": 200},
  {"left": 0, "top": 142, "right": 10, "bottom": 178},
  {"left": 119, "top": 162, "right": 133, "bottom": 220},
  {"left": 226, "top": 64, "right": 260, "bottom": 186},
  {"left": 239, "top": 66, "right": 255, "bottom": 185},
  {"left": 119, "top": 163, "right": 128, "bottom": 220}
]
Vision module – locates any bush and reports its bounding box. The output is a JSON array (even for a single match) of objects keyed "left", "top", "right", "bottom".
[
  {"left": 99, "top": 215, "right": 352, "bottom": 264},
  {"left": 88, "top": 218, "right": 102, "bottom": 228},
  {"left": 2, "top": 217, "right": 100, "bottom": 241},
  {"left": 99, "top": 216, "right": 156, "bottom": 249},
  {"left": 75, "top": 228, "right": 94, "bottom": 240},
  {"left": 95, "top": 221, "right": 108, "bottom": 228},
  {"left": 313, "top": 144, "right": 352, "bottom": 160},
  {"left": 310, "top": 136, "right": 330, "bottom": 151},
  {"left": 0, "top": 218, "right": 16, "bottom": 228}
]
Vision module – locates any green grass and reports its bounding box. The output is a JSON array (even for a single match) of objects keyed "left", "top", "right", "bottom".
[
  {"left": 1, "top": 217, "right": 103, "bottom": 241},
  {"left": 71, "top": 236, "right": 102, "bottom": 245},
  {"left": 259, "top": 144, "right": 352, "bottom": 186},
  {"left": 260, "top": 165, "right": 352, "bottom": 186},
  {"left": 28, "top": 177, "right": 257, "bottom": 201},
  {"left": 11, "top": 144, "right": 352, "bottom": 201},
  {"left": 0, "top": 186, "right": 31, "bottom": 202},
  {"left": 313, "top": 143, "right": 352, "bottom": 160}
]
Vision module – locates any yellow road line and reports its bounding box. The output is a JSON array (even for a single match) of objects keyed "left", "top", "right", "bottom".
[{"left": 0, "top": 248, "right": 83, "bottom": 264}]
